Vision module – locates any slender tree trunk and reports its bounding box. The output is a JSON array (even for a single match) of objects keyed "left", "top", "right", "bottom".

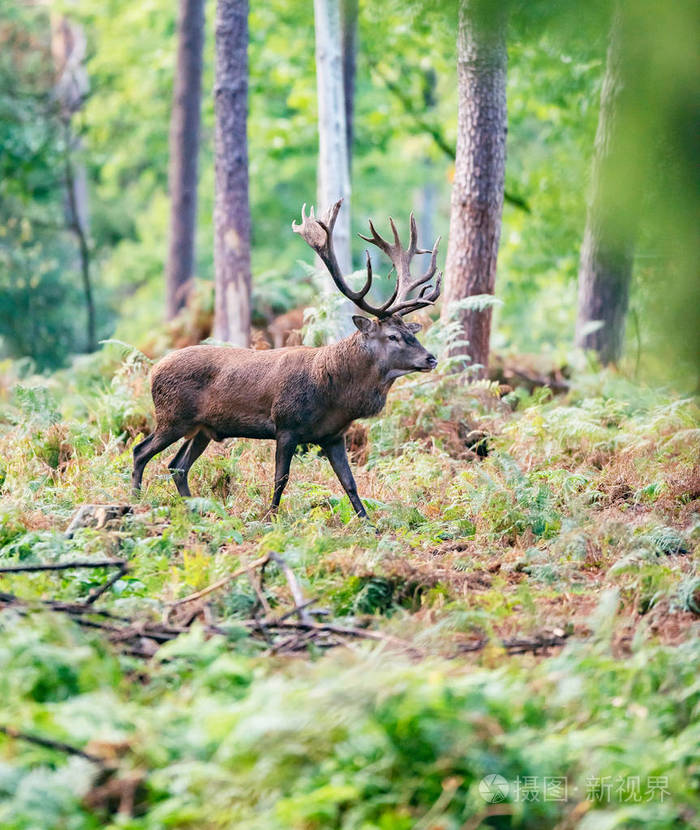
[
  {"left": 417, "top": 68, "right": 438, "bottom": 250},
  {"left": 165, "top": 0, "right": 205, "bottom": 320},
  {"left": 575, "top": 8, "right": 636, "bottom": 365},
  {"left": 50, "top": 15, "right": 96, "bottom": 352},
  {"left": 213, "top": 0, "right": 251, "bottom": 347},
  {"left": 314, "top": 0, "right": 353, "bottom": 337},
  {"left": 440, "top": 0, "right": 507, "bottom": 376},
  {"left": 340, "top": 0, "right": 358, "bottom": 170},
  {"left": 64, "top": 129, "right": 96, "bottom": 353}
]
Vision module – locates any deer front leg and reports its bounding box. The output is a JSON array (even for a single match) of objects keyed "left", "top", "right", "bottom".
[
  {"left": 322, "top": 437, "right": 368, "bottom": 519},
  {"left": 268, "top": 432, "right": 298, "bottom": 514}
]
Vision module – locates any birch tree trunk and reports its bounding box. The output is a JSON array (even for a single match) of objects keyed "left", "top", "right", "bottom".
[
  {"left": 213, "top": 0, "right": 251, "bottom": 347},
  {"left": 314, "top": 0, "right": 353, "bottom": 337},
  {"left": 575, "top": 8, "right": 637, "bottom": 365},
  {"left": 440, "top": 0, "right": 507, "bottom": 377},
  {"left": 165, "top": 0, "right": 205, "bottom": 320}
]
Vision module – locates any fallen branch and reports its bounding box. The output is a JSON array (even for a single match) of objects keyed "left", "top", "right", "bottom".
[
  {"left": 456, "top": 632, "right": 570, "bottom": 656},
  {"left": 0, "top": 553, "right": 571, "bottom": 663},
  {"left": 257, "top": 618, "right": 424, "bottom": 657},
  {"left": 0, "top": 559, "right": 127, "bottom": 573},
  {"left": 0, "top": 724, "right": 107, "bottom": 766}
]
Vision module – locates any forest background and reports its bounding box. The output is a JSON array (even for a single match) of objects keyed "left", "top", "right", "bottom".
[{"left": 1, "top": 0, "right": 697, "bottom": 381}]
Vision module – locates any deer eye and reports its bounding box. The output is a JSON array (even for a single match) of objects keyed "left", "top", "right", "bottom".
[{"left": 387, "top": 334, "right": 399, "bottom": 342}]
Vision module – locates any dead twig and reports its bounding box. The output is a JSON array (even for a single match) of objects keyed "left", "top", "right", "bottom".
[
  {"left": 84, "top": 561, "right": 129, "bottom": 605},
  {"left": 167, "top": 554, "right": 270, "bottom": 608},
  {"left": 264, "top": 597, "right": 319, "bottom": 626}
]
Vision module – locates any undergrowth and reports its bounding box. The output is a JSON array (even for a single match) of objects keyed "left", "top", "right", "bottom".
[{"left": 0, "top": 347, "right": 698, "bottom": 829}]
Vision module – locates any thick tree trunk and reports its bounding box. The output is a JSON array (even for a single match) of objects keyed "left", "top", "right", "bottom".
[
  {"left": 165, "top": 0, "right": 205, "bottom": 320},
  {"left": 314, "top": 0, "right": 353, "bottom": 337},
  {"left": 340, "top": 0, "right": 358, "bottom": 169},
  {"left": 575, "top": 9, "right": 636, "bottom": 365},
  {"left": 213, "top": 0, "right": 252, "bottom": 347},
  {"left": 440, "top": 0, "right": 507, "bottom": 377}
]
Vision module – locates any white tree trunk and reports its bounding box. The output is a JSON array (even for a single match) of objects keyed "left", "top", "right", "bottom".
[{"left": 313, "top": 0, "right": 353, "bottom": 337}]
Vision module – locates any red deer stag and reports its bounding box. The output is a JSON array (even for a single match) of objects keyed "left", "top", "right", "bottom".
[{"left": 132, "top": 200, "right": 441, "bottom": 518}]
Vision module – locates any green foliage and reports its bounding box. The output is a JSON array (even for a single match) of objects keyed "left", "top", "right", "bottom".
[
  {"left": 0, "top": 5, "right": 105, "bottom": 369},
  {"left": 0, "top": 2, "right": 699, "bottom": 821},
  {"left": 0, "top": 614, "right": 698, "bottom": 829},
  {"left": 0, "top": 355, "right": 698, "bottom": 827}
]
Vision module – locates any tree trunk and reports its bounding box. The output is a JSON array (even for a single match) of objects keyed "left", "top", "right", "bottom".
[
  {"left": 340, "top": 0, "right": 358, "bottom": 170},
  {"left": 314, "top": 0, "right": 353, "bottom": 337},
  {"left": 440, "top": 0, "right": 507, "bottom": 377},
  {"left": 213, "top": 0, "right": 252, "bottom": 347},
  {"left": 575, "top": 8, "right": 636, "bottom": 365},
  {"left": 50, "top": 15, "right": 96, "bottom": 353},
  {"left": 417, "top": 68, "right": 438, "bottom": 251},
  {"left": 165, "top": 0, "right": 205, "bottom": 320},
  {"left": 64, "top": 128, "right": 96, "bottom": 354}
]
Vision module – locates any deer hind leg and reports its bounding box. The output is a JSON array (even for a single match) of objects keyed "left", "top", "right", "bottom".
[
  {"left": 268, "top": 432, "right": 298, "bottom": 514},
  {"left": 322, "top": 437, "right": 368, "bottom": 519},
  {"left": 168, "top": 431, "right": 211, "bottom": 497},
  {"left": 132, "top": 427, "right": 183, "bottom": 496}
]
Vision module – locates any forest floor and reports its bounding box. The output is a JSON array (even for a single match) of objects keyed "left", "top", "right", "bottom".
[{"left": 0, "top": 345, "right": 698, "bottom": 829}]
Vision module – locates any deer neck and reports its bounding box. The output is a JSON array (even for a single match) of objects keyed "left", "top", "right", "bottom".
[{"left": 316, "top": 335, "right": 391, "bottom": 418}]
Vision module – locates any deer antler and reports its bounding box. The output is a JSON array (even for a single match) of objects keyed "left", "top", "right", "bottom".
[
  {"left": 358, "top": 212, "right": 442, "bottom": 317},
  {"left": 292, "top": 199, "right": 441, "bottom": 319}
]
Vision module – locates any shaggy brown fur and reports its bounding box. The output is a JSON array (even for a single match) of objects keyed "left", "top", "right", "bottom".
[{"left": 132, "top": 315, "right": 436, "bottom": 517}]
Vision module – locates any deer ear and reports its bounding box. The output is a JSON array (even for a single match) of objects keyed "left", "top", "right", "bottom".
[
  {"left": 406, "top": 322, "right": 422, "bottom": 333},
  {"left": 352, "top": 315, "right": 373, "bottom": 333}
]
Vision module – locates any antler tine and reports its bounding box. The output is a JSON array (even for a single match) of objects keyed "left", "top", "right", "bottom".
[
  {"left": 324, "top": 198, "right": 342, "bottom": 231},
  {"left": 388, "top": 217, "right": 401, "bottom": 249},
  {"left": 358, "top": 219, "right": 391, "bottom": 256},
  {"left": 418, "top": 235, "right": 441, "bottom": 286},
  {"left": 407, "top": 213, "right": 420, "bottom": 257},
  {"left": 390, "top": 271, "right": 443, "bottom": 317},
  {"left": 409, "top": 213, "right": 433, "bottom": 256}
]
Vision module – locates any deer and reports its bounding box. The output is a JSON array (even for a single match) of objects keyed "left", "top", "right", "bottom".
[{"left": 131, "top": 199, "right": 441, "bottom": 519}]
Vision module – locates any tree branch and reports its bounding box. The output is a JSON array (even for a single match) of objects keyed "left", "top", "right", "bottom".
[{"left": 371, "top": 63, "right": 530, "bottom": 213}]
